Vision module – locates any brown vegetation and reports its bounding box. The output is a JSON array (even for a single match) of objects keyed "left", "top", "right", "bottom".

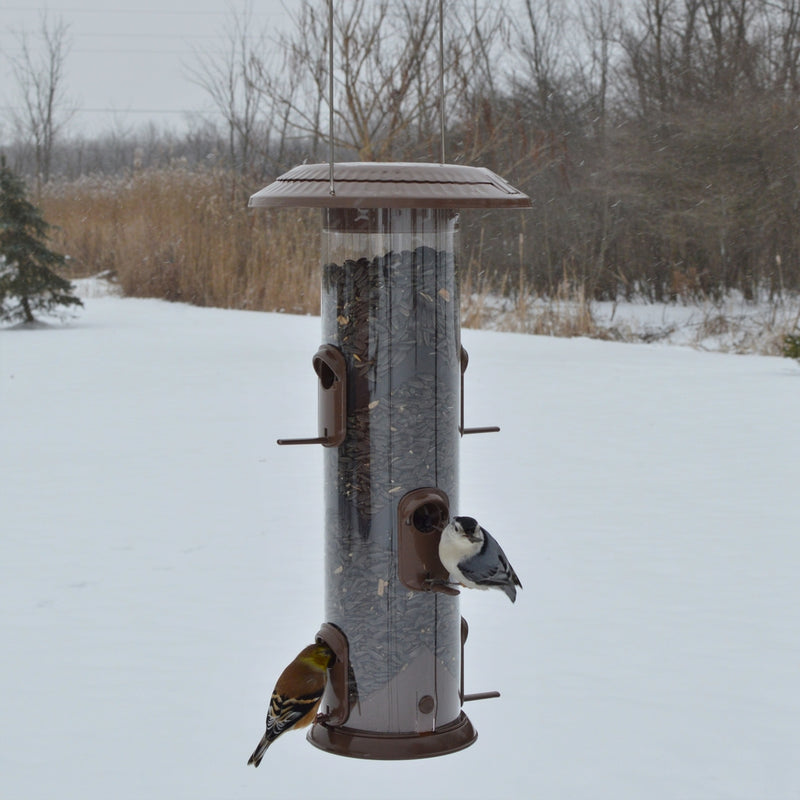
[{"left": 42, "top": 169, "right": 320, "bottom": 314}]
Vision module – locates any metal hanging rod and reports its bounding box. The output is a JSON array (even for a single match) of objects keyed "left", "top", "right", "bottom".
[
  {"left": 328, "top": 0, "right": 335, "bottom": 196},
  {"left": 439, "top": 0, "right": 446, "bottom": 164}
]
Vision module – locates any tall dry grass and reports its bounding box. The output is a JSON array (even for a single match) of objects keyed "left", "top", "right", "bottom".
[
  {"left": 43, "top": 167, "right": 601, "bottom": 336},
  {"left": 42, "top": 167, "right": 321, "bottom": 315},
  {"left": 461, "top": 261, "right": 605, "bottom": 339},
  {"left": 39, "top": 167, "right": 799, "bottom": 355}
]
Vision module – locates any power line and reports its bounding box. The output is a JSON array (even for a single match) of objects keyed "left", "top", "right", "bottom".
[
  {"left": 0, "top": 104, "right": 224, "bottom": 115},
  {"left": 60, "top": 48, "right": 201, "bottom": 54},
  {"left": 68, "top": 33, "right": 226, "bottom": 40},
  {"left": 0, "top": 6, "right": 258, "bottom": 16},
  {"left": 1, "top": 47, "right": 208, "bottom": 55},
  {"left": 0, "top": 29, "right": 273, "bottom": 42},
  {"left": 77, "top": 108, "right": 222, "bottom": 115}
]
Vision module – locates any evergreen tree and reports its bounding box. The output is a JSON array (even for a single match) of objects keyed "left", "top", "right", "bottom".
[
  {"left": 783, "top": 332, "right": 800, "bottom": 363},
  {"left": 0, "top": 156, "right": 82, "bottom": 324}
]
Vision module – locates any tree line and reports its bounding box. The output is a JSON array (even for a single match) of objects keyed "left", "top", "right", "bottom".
[{"left": 4, "top": 0, "right": 800, "bottom": 302}]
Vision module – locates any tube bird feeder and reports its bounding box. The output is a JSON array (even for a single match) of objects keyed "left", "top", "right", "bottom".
[{"left": 249, "top": 161, "right": 530, "bottom": 759}]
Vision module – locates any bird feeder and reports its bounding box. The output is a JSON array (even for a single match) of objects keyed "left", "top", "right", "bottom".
[{"left": 249, "top": 161, "right": 530, "bottom": 759}]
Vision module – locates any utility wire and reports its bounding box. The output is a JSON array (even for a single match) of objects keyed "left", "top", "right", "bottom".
[
  {"left": 0, "top": 6, "right": 252, "bottom": 15},
  {"left": 0, "top": 104, "right": 223, "bottom": 115}
]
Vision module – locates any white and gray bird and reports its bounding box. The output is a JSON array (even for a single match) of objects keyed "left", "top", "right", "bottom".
[{"left": 438, "top": 516, "right": 522, "bottom": 603}]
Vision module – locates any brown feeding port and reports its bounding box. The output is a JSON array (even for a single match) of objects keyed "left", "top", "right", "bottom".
[{"left": 249, "top": 161, "right": 530, "bottom": 759}]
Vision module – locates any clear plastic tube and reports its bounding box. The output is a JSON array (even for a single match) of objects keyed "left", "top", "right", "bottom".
[{"left": 320, "top": 207, "right": 462, "bottom": 734}]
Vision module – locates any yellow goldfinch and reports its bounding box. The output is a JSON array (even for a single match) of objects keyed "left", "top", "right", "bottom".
[{"left": 247, "top": 642, "right": 334, "bottom": 766}]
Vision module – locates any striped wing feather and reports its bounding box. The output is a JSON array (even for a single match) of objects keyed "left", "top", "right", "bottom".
[{"left": 266, "top": 691, "right": 322, "bottom": 740}]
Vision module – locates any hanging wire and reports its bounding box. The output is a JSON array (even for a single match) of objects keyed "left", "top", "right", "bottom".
[
  {"left": 328, "top": 0, "right": 336, "bottom": 195},
  {"left": 438, "top": 0, "right": 446, "bottom": 164}
]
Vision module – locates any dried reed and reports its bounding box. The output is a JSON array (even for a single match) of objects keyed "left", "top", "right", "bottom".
[{"left": 42, "top": 167, "right": 320, "bottom": 315}]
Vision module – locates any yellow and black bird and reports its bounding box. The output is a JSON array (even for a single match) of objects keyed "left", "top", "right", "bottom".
[{"left": 247, "top": 642, "right": 334, "bottom": 766}]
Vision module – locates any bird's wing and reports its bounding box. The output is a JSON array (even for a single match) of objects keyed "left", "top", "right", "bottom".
[
  {"left": 459, "top": 530, "right": 521, "bottom": 588},
  {"left": 486, "top": 529, "right": 522, "bottom": 587},
  {"left": 266, "top": 691, "right": 322, "bottom": 739}
]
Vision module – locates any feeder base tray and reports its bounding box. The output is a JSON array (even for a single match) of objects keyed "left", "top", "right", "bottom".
[{"left": 306, "top": 711, "right": 477, "bottom": 760}]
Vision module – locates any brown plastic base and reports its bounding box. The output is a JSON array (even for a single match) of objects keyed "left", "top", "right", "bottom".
[{"left": 306, "top": 712, "right": 477, "bottom": 760}]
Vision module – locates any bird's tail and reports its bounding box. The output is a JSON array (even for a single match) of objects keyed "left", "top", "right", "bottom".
[
  {"left": 502, "top": 582, "right": 517, "bottom": 603},
  {"left": 247, "top": 734, "right": 272, "bottom": 768}
]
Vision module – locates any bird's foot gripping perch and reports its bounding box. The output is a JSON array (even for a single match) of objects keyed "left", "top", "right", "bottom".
[
  {"left": 423, "top": 576, "right": 460, "bottom": 593},
  {"left": 314, "top": 710, "right": 331, "bottom": 725}
]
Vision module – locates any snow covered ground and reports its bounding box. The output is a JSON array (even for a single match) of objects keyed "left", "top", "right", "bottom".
[
  {"left": 2, "top": 286, "right": 799, "bottom": 800},
  {"left": 473, "top": 290, "right": 800, "bottom": 355}
]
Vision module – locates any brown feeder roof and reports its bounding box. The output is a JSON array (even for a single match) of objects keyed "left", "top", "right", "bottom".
[{"left": 248, "top": 161, "right": 531, "bottom": 209}]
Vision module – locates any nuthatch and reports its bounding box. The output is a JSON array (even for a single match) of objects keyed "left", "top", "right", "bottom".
[
  {"left": 439, "top": 516, "right": 522, "bottom": 603},
  {"left": 247, "top": 642, "right": 334, "bottom": 766}
]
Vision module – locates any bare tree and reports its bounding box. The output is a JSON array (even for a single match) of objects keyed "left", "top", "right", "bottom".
[
  {"left": 329, "top": 0, "right": 439, "bottom": 160},
  {"left": 8, "top": 12, "right": 75, "bottom": 190},
  {"left": 777, "top": 0, "right": 800, "bottom": 92},
  {"left": 513, "top": 0, "right": 570, "bottom": 119},
  {"left": 185, "top": 1, "right": 273, "bottom": 179},
  {"left": 247, "top": 0, "right": 506, "bottom": 163},
  {"left": 447, "top": 0, "right": 512, "bottom": 165},
  {"left": 256, "top": 0, "right": 330, "bottom": 164},
  {"left": 575, "top": 0, "right": 621, "bottom": 140}
]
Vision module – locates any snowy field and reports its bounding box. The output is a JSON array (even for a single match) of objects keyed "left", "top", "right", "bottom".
[
  {"left": 473, "top": 290, "right": 800, "bottom": 355},
  {"left": 2, "top": 287, "right": 799, "bottom": 800}
]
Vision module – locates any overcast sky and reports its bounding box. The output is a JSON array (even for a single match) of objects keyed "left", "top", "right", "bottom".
[{"left": 1, "top": 1, "right": 299, "bottom": 139}]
